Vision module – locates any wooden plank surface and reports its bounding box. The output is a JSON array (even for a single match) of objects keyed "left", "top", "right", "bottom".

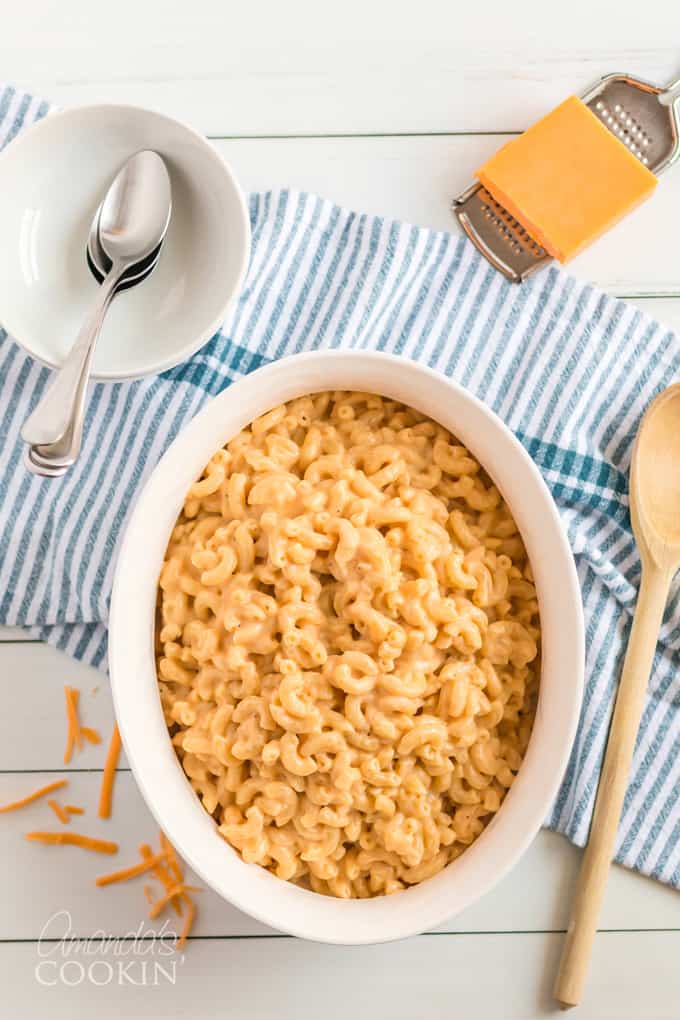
[
  {"left": 213, "top": 135, "right": 680, "bottom": 300},
  {"left": 3, "top": 934, "right": 680, "bottom": 1020},
  {"left": 1, "top": 0, "right": 679, "bottom": 135}
]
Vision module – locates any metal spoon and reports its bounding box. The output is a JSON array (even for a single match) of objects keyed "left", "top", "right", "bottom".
[
  {"left": 26, "top": 249, "right": 163, "bottom": 478},
  {"left": 87, "top": 205, "right": 163, "bottom": 289},
  {"left": 27, "top": 209, "right": 167, "bottom": 476},
  {"left": 28, "top": 216, "right": 166, "bottom": 476},
  {"left": 23, "top": 151, "right": 171, "bottom": 455},
  {"left": 22, "top": 151, "right": 172, "bottom": 472},
  {"left": 555, "top": 382, "right": 680, "bottom": 1008}
]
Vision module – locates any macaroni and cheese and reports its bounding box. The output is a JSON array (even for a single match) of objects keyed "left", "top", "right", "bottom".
[{"left": 156, "top": 392, "right": 540, "bottom": 897}]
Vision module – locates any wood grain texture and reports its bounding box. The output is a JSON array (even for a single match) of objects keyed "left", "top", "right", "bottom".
[
  {"left": 3, "top": 933, "right": 680, "bottom": 1020},
  {"left": 1, "top": 0, "right": 679, "bottom": 135},
  {"left": 212, "top": 136, "right": 680, "bottom": 296}
]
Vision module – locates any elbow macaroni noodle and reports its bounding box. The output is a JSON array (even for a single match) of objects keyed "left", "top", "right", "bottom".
[{"left": 157, "top": 392, "right": 540, "bottom": 897}]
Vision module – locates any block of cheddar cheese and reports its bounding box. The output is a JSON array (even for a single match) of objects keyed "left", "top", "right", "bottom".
[{"left": 476, "top": 95, "right": 657, "bottom": 262}]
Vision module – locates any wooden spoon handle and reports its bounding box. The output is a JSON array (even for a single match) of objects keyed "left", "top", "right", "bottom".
[{"left": 554, "top": 565, "right": 671, "bottom": 1009}]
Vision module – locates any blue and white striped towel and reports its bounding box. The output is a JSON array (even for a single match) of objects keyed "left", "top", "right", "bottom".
[{"left": 1, "top": 84, "right": 679, "bottom": 889}]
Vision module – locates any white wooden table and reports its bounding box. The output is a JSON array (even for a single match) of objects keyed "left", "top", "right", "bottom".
[{"left": 1, "top": 3, "right": 679, "bottom": 1016}]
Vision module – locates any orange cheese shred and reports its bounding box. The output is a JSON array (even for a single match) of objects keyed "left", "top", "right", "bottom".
[
  {"left": 148, "top": 883, "right": 201, "bottom": 920},
  {"left": 47, "top": 800, "right": 70, "bottom": 824},
  {"left": 25, "top": 831, "right": 118, "bottom": 854},
  {"left": 140, "top": 843, "right": 183, "bottom": 916},
  {"left": 148, "top": 883, "right": 186, "bottom": 920},
  {"left": 95, "top": 853, "right": 167, "bottom": 887},
  {"left": 0, "top": 779, "right": 67, "bottom": 814},
  {"left": 92, "top": 832, "right": 198, "bottom": 950},
  {"left": 65, "top": 805, "right": 84, "bottom": 816},
  {"left": 98, "top": 724, "right": 122, "bottom": 819},
  {"left": 160, "top": 831, "right": 183, "bottom": 886},
  {"left": 177, "top": 893, "right": 196, "bottom": 949},
  {"left": 63, "top": 687, "right": 101, "bottom": 761},
  {"left": 63, "top": 686, "right": 81, "bottom": 764}
]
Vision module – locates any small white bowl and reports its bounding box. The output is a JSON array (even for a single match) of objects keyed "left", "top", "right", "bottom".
[
  {"left": 0, "top": 104, "right": 250, "bottom": 380},
  {"left": 110, "top": 350, "right": 584, "bottom": 944}
]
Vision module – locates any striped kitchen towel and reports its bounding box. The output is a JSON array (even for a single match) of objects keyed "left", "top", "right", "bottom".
[{"left": 1, "top": 84, "right": 679, "bottom": 889}]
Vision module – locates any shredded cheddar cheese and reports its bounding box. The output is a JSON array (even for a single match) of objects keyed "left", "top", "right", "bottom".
[
  {"left": 47, "top": 800, "right": 70, "bottom": 824},
  {"left": 95, "top": 832, "right": 199, "bottom": 948},
  {"left": 9, "top": 704, "right": 196, "bottom": 953},
  {"left": 160, "top": 831, "right": 183, "bottom": 886},
  {"left": 140, "top": 842, "right": 183, "bottom": 916},
  {"left": 63, "top": 686, "right": 82, "bottom": 763},
  {"left": 177, "top": 893, "right": 196, "bottom": 949},
  {"left": 148, "top": 883, "right": 201, "bottom": 919},
  {"left": 63, "top": 687, "right": 101, "bottom": 762},
  {"left": 96, "top": 854, "right": 167, "bottom": 887},
  {"left": 98, "top": 724, "right": 122, "bottom": 819},
  {"left": 25, "top": 831, "right": 119, "bottom": 854},
  {"left": 148, "top": 883, "right": 186, "bottom": 921},
  {"left": 0, "top": 779, "right": 67, "bottom": 814}
]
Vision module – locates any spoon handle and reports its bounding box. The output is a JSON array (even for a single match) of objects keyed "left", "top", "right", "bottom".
[
  {"left": 554, "top": 564, "right": 671, "bottom": 1008},
  {"left": 21, "top": 270, "right": 120, "bottom": 450}
]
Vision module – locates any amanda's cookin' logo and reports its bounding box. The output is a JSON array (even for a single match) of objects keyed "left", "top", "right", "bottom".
[{"left": 34, "top": 910, "right": 182, "bottom": 987}]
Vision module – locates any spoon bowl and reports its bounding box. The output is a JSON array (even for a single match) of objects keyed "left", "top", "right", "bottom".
[
  {"left": 632, "top": 382, "right": 680, "bottom": 562},
  {"left": 98, "top": 151, "right": 172, "bottom": 269}
]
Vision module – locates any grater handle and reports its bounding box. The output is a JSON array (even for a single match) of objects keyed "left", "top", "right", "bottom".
[{"left": 660, "top": 72, "right": 680, "bottom": 104}]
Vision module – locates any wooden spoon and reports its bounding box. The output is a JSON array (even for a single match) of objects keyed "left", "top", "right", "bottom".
[{"left": 555, "top": 381, "right": 680, "bottom": 1009}]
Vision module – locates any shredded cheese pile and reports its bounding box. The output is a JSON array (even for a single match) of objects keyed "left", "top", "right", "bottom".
[
  {"left": 0, "top": 687, "right": 198, "bottom": 950},
  {"left": 95, "top": 833, "right": 199, "bottom": 948}
]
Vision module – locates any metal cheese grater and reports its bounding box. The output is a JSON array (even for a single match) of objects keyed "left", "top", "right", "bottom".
[{"left": 452, "top": 72, "right": 680, "bottom": 283}]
